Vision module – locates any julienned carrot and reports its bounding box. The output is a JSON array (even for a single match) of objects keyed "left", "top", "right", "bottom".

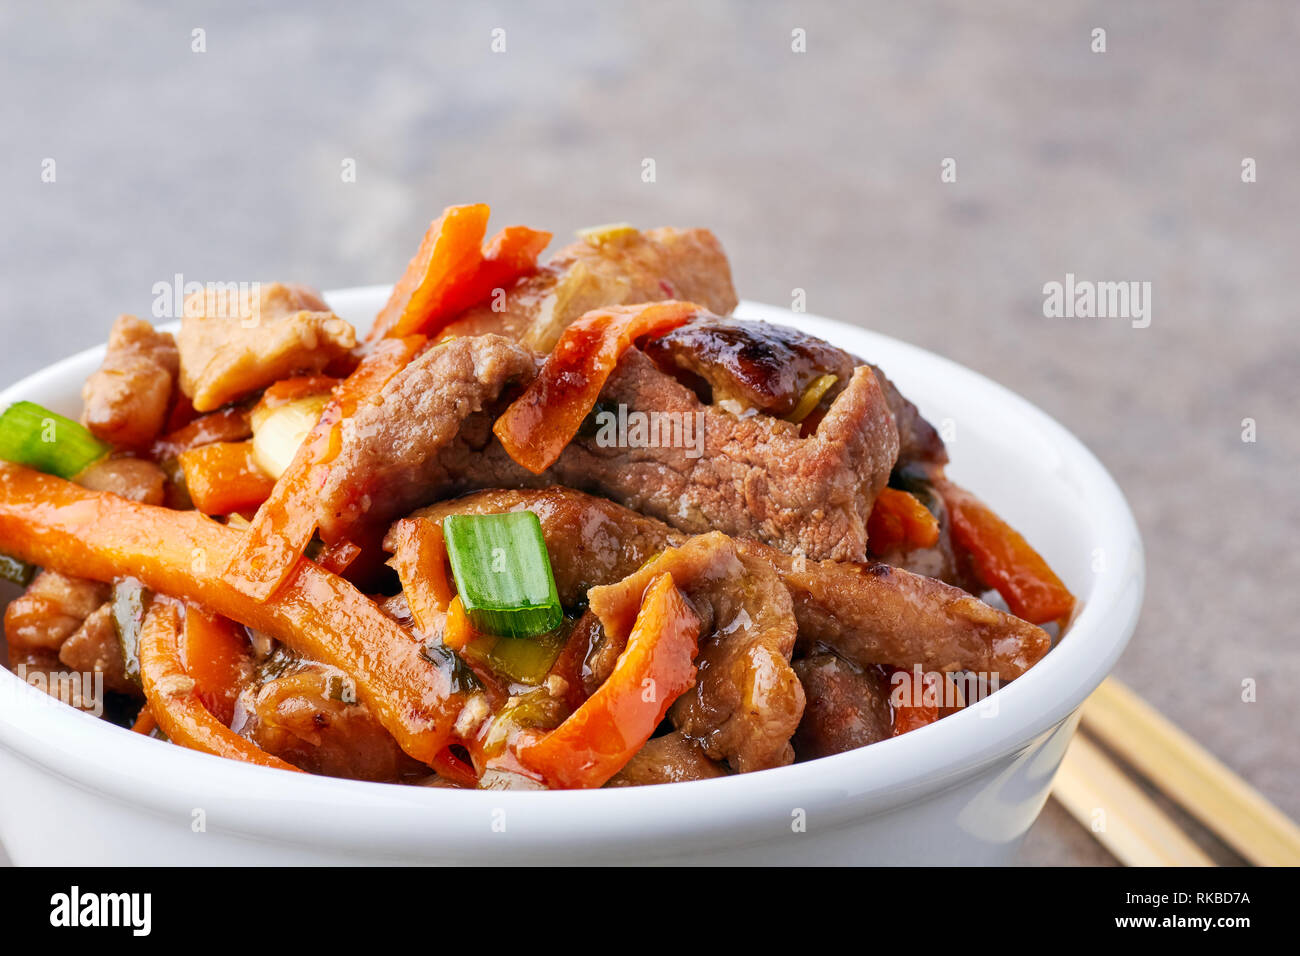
[
  {"left": 366, "top": 204, "right": 491, "bottom": 343},
  {"left": 130, "top": 705, "right": 157, "bottom": 736},
  {"left": 0, "top": 462, "right": 466, "bottom": 765},
  {"left": 224, "top": 334, "right": 426, "bottom": 601},
  {"left": 367, "top": 211, "right": 551, "bottom": 344},
  {"left": 384, "top": 517, "right": 453, "bottom": 636},
  {"left": 867, "top": 487, "right": 941, "bottom": 553},
  {"left": 935, "top": 477, "right": 1075, "bottom": 625},
  {"left": 138, "top": 599, "right": 300, "bottom": 771},
  {"left": 515, "top": 572, "right": 700, "bottom": 789},
  {"left": 889, "top": 668, "right": 965, "bottom": 737},
  {"left": 180, "top": 605, "right": 250, "bottom": 726},
  {"left": 493, "top": 301, "right": 701, "bottom": 474},
  {"left": 178, "top": 441, "right": 276, "bottom": 516},
  {"left": 443, "top": 595, "right": 476, "bottom": 652}
]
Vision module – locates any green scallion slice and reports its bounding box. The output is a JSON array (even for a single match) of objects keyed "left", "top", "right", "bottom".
[
  {"left": 442, "top": 512, "right": 562, "bottom": 639},
  {"left": 0, "top": 553, "right": 35, "bottom": 586},
  {"left": 0, "top": 401, "right": 110, "bottom": 479}
]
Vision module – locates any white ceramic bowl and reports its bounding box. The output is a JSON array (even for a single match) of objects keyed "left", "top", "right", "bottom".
[{"left": 0, "top": 292, "right": 1143, "bottom": 865}]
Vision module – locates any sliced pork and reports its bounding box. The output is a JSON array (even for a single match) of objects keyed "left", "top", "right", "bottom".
[{"left": 82, "top": 314, "right": 179, "bottom": 449}]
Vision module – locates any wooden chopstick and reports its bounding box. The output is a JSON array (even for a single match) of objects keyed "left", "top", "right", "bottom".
[
  {"left": 1078, "top": 677, "right": 1300, "bottom": 867},
  {"left": 1053, "top": 732, "right": 1215, "bottom": 866}
]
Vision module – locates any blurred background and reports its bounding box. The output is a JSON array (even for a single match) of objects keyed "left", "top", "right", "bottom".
[{"left": 0, "top": 1, "right": 1295, "bottom": 865}]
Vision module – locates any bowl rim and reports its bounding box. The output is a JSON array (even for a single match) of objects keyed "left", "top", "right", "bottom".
[{"left": 0, "top": 292, "right": 1144, "bottom": 857}]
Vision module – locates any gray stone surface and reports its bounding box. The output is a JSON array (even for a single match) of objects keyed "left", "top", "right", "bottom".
[{"left": 0, "top": 1, "right": 1295, "bottom": 866}]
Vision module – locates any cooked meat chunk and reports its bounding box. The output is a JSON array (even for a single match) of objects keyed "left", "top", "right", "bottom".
[
  {"left": 542, "top": 350, "right": 899, "bottom": 561},
  {"left": 73, "top": 456, "right": 167, "bottom": 505},
  {"left": 81, "top": 314, "right": 179, "bottom": 448},
  {"left": 316, "top": 335, "right": 537, "bottom": 543},
  {"left": 792, "top": 654, "right": 893, "bottom": 759},
  {"left": 647, "top": 316, "right": 946, "bottom": 467},
  {"left": 58, "top": 603, "right": 134, "bottom": 695},
  {"left": 439, "top": 227, "right": 738, "bottom": 351},
  {"left": 177, "top": 282, "right": 356, "bottom": 412},
  {"left": 587, "top": 532, "right": 804, "bottom": 773},
  {"left": 645, "top": 316, "right": 854, "bottom": 418},
  {"left": 766, "top": 549, "right": 1050, "bottom": 679},
  {"left": 427, "top": 486, "right": 1049, "bottom": 680},
  {"left": 3, "top": 570, "right": 110, "bottom": 658},
  {"left": 606, "top": 731, "right": 727, "bottom": 786},
  {"left": 231, "top": 648, "right": 423, "bottom": 782}
]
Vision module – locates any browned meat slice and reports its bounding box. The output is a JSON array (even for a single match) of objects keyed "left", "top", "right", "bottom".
[
  {"left": 606, "top": 731, "right": 728, "bottom": 786},
  {"left": 3, "top": 570, "right": 110, "bottom": 658},
  {"left": 423, "top": 486, "right": 1049, "bottom": 680},
  {"left": 316, "top": 334, "right": 537, "bottom": 543},
  {"left": 81, "top": 314, "right": 180, "bottom": 449},
  {"left": 587, "top": 532, "right": 803, "bottom": 773},
  {"left": 230, "top": 647, "right": 423, "bottom": 782},
  {"left": 73, "top": 456, "right": 168, "bottom": 506},
  {"left": 439, "top": 226, "right": 738, "bottom": 351},
  {"left": 540, "top": 349, "right": 898, "bottom": 561},
  {"left": 58, "top": 603, "right": 135, "bottom": 695},
  {"left": 792, "top": 654, "right": 893, "bottom": 759},
  {"left": 177, "top": 282, "right": 356, "bottom": 412},
  {"left": 764, "top": 548, "right": 1050, "bottom": 679},
  {"left": 646, "top": 315, "right": 946, "bottom": 467},
  {"left": 645, "top": 316, "right": 856, "bottom": 418}
]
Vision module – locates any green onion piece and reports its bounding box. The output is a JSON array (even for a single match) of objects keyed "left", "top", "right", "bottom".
[
  {"left": 442, "top": 512, "right": 562, "bottom": 639},
  {"left": 488, "top": 622, "right": 569, "bottom": 685},
  {"left": 0, "top": 553, "right": 35, "bottom": 586},
  {"left": 0, "top": 401, "right": 111, "bottom": 479},
  {"left": 112, "top": 578, "right": 151, "bottom": 689}
]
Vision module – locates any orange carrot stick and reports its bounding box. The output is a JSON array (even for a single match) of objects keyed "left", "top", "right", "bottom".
[
  {"left": 366, "top": 204, "right": 491, "bottom": 343},
  {"left": 935, "top": 477, "right": 1075, "bottom": 625},
  {"left": 515, "top": 572, "right": 700, "bottom": 789},
  {"left": 384, "top": 517, "right": 454, "bottom": 635},
  {"left": 442, "top": 595, "right": 477, "bottom": 652},
  {"left": 367, "top": 213, "right": 551, "bottom": 345},
  {"left": 867, "top": 487, "right": 941, "bottom": 553},
  {"left": 224, "top": 333, "right": 426, "bottom": 600},
  {"left": 493, "top": 301, "right": 701, "bottom": 474},
  {"left": 0, "top": 462, "right": 466, "bottom": 765},
  {"left": 130, "top": 705, "right": 157, "bottom": 736},
  {"left": 138, "top": 599, "right": 300, "bottom": 771},
  {"left": 180, "top": 605, "right": 251, "bottom": 727},
  {"left": 178, "top": 441, "right": 276, "bottom": 516}
]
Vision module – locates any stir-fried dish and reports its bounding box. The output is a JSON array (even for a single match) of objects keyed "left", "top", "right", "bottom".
[{"left": 0, "top": 205, "right": 1075, "bottom": 789}]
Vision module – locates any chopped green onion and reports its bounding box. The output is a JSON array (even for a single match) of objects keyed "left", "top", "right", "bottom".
[
  {"left": 421, "top": 643, "right": 482, "bottom": 694},
  {"left": 0, "top": 401, "right": 110, "bottom": 479},
  {"left": 442, "top": 512, "right": 562, "bottom": 639},
  {"left": 488, "top": 622, "right": 569, "bottom": 685},
  {"left": 0, "top": 553, "right": 35, "bottom": 586},
  {"left": 112, "top": 578, "right": 151, "bottom": 689}
]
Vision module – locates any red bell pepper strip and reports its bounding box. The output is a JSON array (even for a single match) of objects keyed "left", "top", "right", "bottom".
[
  {"left": 514, "top": 572, "right": 700, "bottom": 789},
  {"left": 493, "top": 301, "right": 701, "bottom": 474},
  {"left": 935, "top": 477, "right": 1075, "bottom": 625}
]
